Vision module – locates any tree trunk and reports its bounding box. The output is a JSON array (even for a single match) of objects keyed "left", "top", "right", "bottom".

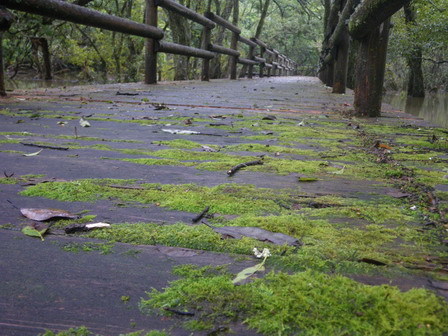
[
  {"left": 346, "top": 39, "right": 358, "bottom": 90},
  {"left": 239, "top": 0, "right": 270, "bottom": 78},
  {"left": 404, "top": 3, "right": 424, "bottom": 97},
  {"left": 332, "top": 23, "right": 349, "bottom": 93},
  {"left": 348, "top": 0, "right": 410, "bottom": 39},
  {"left": 165, "top": 0, "right": 191, "bottom": 81},
  {"left": 210, "top": 0, "right": 233, "bottom": 78},
  {"left": 353, "top": 19, "right": 390, "bottom": 117},
  {"left": 229, "top": 0, "right": 239, "bottom": 79},
  {"left": 0, "top": 33, "right": 6, "bottom": 96},
  {"left": 319, "top": 0, "right": 342, "bottom": 86}
]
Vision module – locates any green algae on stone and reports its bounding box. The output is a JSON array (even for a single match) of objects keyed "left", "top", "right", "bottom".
[{"left": 143, "top": 265, "right": 448, "bottom": 336}]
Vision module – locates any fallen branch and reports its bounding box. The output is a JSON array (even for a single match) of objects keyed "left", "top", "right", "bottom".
[
  {"left": 20, "top": 142, "right": 69, "bottom": 150},
  {"left": 227, "top": 160, "right": 264, "bottom": 176},
  {"left": 192, "top": 206, "right": 210, "bottom": 223},
  {"left": 163, "top": 307, "right": 195, "bottom": 316}
]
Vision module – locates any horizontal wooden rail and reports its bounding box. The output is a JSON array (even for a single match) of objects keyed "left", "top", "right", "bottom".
[
  {"left": 156, "top": 0, "right": 215, "bottom": 29},
  {"left": 238, "top": 36, "right": 258, "bottom": 48},
  {"left": 2, "top": 0, "right": 164, "bottom": 40},
  {"left": 251, "top": 37, "right": 268, "bottom": 49},
  {"left": 209, "top": 44, "right": 240, "bottom": 57},
  {"left": 205, "top": 12, "right": 241, "bottom": 35},
  {"left": 237, "top": 58, "right": 258, "bottom": 65},
  {"left": 157, "top": 41, "right": 215, "bottom": 59},
  {"left": 1, "top": 0, "right": 298, "bottom": 90}
]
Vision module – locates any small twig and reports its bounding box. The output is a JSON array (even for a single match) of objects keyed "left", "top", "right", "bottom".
[
  {"left": 7, "top": 199, "right": 19, "bottom": 210},
  {"left": 20, "top": 142, "right": 69, "bottom": 150},
  {"left": 207, "top": 326, "right": 228, "bottom": 336},
  {"left": 74, "top": 126, "right": 78, "bottom": 139},
  {"left": 116, "top": 91, "right": 139, "bottom": 96},
  {"left": 163, "top": 307, "right": 195, "bottom": 316},
  {"left": 227, "top": 160, "right": 264, "bottom": 176},
  {"left": 192, "top": 206, "right": 210, "bottom": 223},
  {"left": 4, "top": 171, "right": 14, "bottom": 178}
]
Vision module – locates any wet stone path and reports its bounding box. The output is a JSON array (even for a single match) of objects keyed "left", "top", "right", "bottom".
[{"left": 0, "top": 77, "right": 447, "bottom": 335}]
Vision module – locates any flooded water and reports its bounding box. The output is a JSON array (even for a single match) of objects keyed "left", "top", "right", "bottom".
[{"left": 384, "top": 92, "right": 448, "bottom": 128}]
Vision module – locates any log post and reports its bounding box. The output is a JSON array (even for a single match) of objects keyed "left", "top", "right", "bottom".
[
  {"left": 145, "top": 0, "right": 158, "bottom": 84},
  {"left": 247, "top": 45, "right": 255, "bottom": 79},
  {"left": 201, "top": 26, "right": 212, "bottom": 81},
  {"left": 353, "top": 19, "right": 390, "bottom": 117},
  {"left": 229, "top": 0, "right": 239, "bottom": 80},
  {"left": 259, "top": 46, "right": 265, "bottom": 78}
]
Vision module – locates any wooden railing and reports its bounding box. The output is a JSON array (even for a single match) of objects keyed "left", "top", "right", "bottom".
[{"left": 1, "top": 0, "right": 297, "bottom": 92}]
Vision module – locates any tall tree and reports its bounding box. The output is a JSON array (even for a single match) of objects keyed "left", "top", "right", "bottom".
[
  {"left": 403, "top": 2, "right": 425, "bottom": 97},
  {"left": 165, "top": 0, "right": 191, "bottom": 80},
  {"left": 349, "top": 0, "right": 411, "bottom": 117}
]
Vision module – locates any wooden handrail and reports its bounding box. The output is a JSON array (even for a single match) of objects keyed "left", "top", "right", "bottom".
[
  {"left": 205, "top": 12, "right": 241, "bottom": 35},
  {"left": 156, "top": 0, "right": 215, "bottom": 29},
  {"left": 1, "top": 0, "right": 298, "bottom": 90},
  {"left": 2, "top": 0, "right": 164, "bottom": 40},
  {"left": 157, "top": 41, "right": 215, "bottom": 59}
]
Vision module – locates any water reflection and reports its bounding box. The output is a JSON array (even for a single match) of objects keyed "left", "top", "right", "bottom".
[{"left": 384, "top": 92, "right": 448, "bottom": 128}]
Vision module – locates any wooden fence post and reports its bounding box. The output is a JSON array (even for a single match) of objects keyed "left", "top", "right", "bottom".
[
  {"left": 259, "top": 46, "right": 265, "bottom": 78},
  {"left": 145, "top": 0, "right": 157, "bottom": 84},
  {"left": 201, "top": 26, "right": 211, "bottom": 81}
]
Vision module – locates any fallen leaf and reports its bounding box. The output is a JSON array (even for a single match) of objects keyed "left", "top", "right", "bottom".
[
  {"left": 22, "top": 222, "right": 49, "bottom": 241},
  {"left": 386, "top": 190, "right": 411, "bottom": 198},
  {"left": 298, "top": 177, "right": 319, "bottom": 182},
  {"left": 262, "top": 115, "right": 277, "bottom": 121},
  {"left": 207, "top": 225, "right": 301, "bottom": 246},
  {"left": 232, "top": 262, "right": 265, "bottom": 285},
  {"left": 162, "top": 129, "right": 200, "bottom": 135},
  {"left": 378, "top": 143, "right": 393, "bottom": 150},
  {"left": 85, "top": 223, "right": 111, "bottom": 229},
  {"left": 21, "top": 208, "right": 78, "bottom": 221},
  {"left": 201, "top": 145, "right": 218, "bottom": 152},
  {"left": 331, "top": 166, "right": 346, "bottom": 175},
  {"left": 65, "top": 222, "right": 110, "bottom": 233},
  {"left": 79, "top": 118, "right": 91, "bottom": 127},
  {"left": 23, "top": 149, "right": 43, "bottom": 157}
]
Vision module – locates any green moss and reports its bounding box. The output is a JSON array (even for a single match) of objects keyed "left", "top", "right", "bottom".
[
  {"left": 61, "top": 242, "right": 114, "bottom": 254},
  {"left": 0, "top": 177, "right": 18, "bottom": 184},
  {"left": 20, "top": 179, "right": 290, "bottom": 215},
  {"left": 40, "top": 327, "right": 169, "bottom": 336},
  {"left": 88, "top": 222, "right": 283, "bottom": 255},
  {"left": 151, "top": 139, "right": 203, "bottom": 149},
  {"left": 143, "top": 266, "right": 448, "bottom": 335}
]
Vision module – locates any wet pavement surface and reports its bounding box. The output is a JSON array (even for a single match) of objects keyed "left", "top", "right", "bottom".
[{"left": 1, "top": 76, "right": 447, "bottom": 335}]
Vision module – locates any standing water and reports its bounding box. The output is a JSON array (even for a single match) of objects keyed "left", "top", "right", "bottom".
[{"left": 384, "top": 92, "right": 448, "bottom": 128}]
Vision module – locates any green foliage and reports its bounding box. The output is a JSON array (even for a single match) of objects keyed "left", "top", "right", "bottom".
[
  {"left": 387, "top": 0, "right": 448, "bottom": 91},
  {"left": 143, "top": 266, "right": 448, "bottom": 335}
]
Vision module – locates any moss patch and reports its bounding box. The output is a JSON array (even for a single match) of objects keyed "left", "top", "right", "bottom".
[{"left": 143, "top": 265, "right": 448, "bottom": 335}]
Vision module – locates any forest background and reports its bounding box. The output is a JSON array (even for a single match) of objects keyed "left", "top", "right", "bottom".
[{"left": 2, "top": 0, "right": 447, "bottom": 95}]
